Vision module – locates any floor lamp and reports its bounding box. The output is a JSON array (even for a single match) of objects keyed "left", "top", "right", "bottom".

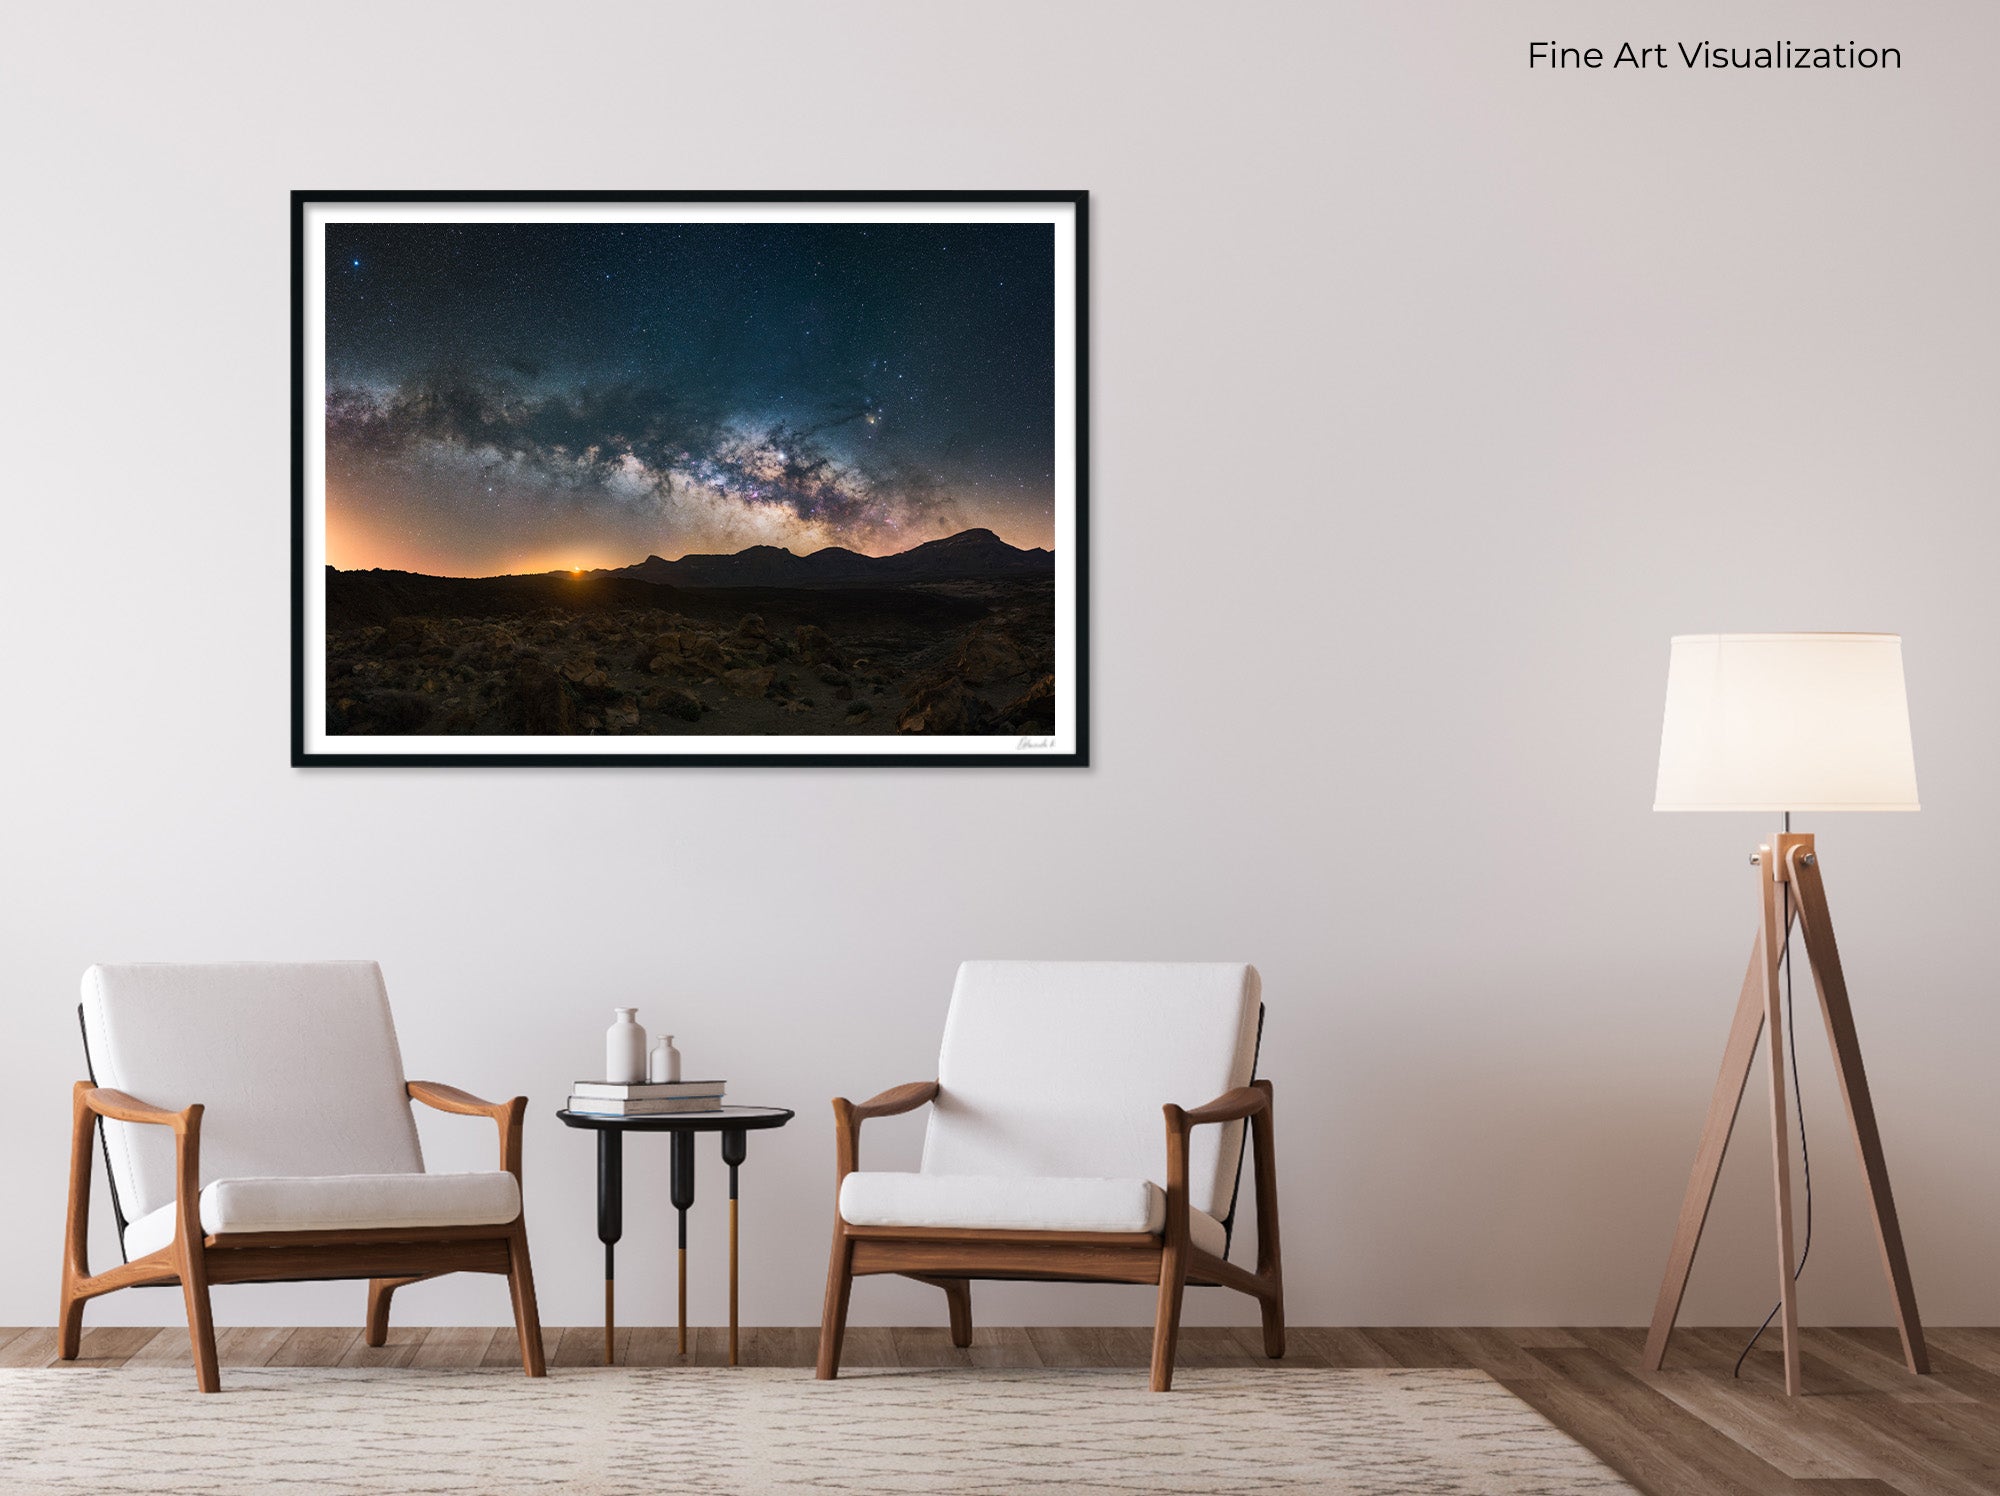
[{"left": 1642, "top": 633, "right": 1927, "bottom": 1396}]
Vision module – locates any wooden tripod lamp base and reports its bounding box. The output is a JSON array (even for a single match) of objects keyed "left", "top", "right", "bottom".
[{"left": 1641, "top": 832, "right": 1927, "bottom": 1395}]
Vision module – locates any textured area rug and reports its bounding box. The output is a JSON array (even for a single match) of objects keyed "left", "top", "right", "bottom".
[{"left": 0, "top": 1366, "right": 1634, "bottom": 1494}]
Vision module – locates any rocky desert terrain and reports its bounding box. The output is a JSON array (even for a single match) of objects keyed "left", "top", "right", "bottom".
[{"left": 323, "top": 569, "right": 1055, "bottom": 738}]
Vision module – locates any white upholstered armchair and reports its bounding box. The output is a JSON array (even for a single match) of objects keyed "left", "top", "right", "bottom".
[
  {"left": 817, "top": 961, "right": 1282, "bottom": 1392},
  {"left": 61, "top": 962, "right": 544, "bottom": 1392}
]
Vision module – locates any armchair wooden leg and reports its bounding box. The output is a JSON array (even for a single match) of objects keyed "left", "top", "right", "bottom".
[
  {"left": 58, "top": 1286, "right": 85, "bottom": 1362},
  {"left": 506, "top": 1224, "right": 546, "bottom": 1378},
  {"left": 905, "top": 1273, "right": 973, "bottom": 1348},
  {"left": 60, "top": 1082, "right": 94, "bottom": 1361},
  {"left": 940, "top": 1277, "right": 972, "bottom": 1349},
  {"left": 1150, "top": 1242, "right": 1190, "bottom": 1393},
  {"left": 816, "top": 1229, "right": 855, "bottom": 1380},
  {"left": 1259, "top": 1284, "right": 1287, "bottom": 1360},
  {"left": 180, "top": 1246, "right": 220, "bottom": 1394},
  {"left": 365, "top": 1279, "right": 390, "bottom": 1346},
  {"left": 1152, "top": 1103, "right": 1196, "bottom": 1392},
  {"left": 364, "top": 1276, "right": 422, "bottom": 1348},
  {"left": 1250, "top": 1079, "right": 1286, "bottom": 1360},
  {"left": 167, "top": 1107, "right": 221, "bottom": 1393}
]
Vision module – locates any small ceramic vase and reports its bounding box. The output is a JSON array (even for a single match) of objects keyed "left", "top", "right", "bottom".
[
  {"left": 649, "top": 1034, "right": 682, "bottom": 1083},
  {"left": 606, "top": 1008, "right": 647, "bottom": 1084}
]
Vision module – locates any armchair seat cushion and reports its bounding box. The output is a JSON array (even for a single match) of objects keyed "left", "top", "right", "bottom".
[
  {"left": 122, "top": 1170, "right": 521, "bottom": 1259},
  {"left": 838, "top": 1171, "right": 1227, "bottom": 1258}
]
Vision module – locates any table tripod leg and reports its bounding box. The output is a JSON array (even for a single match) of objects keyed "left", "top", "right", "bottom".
[
  {"left": 670, "top": 1130, "right": 695, "bottom": 1358},
  {"left": 729, "top": 1172, "right": 740, "bottom": 1366},
  {"left": 597, "top": 1129, "right": 624, "bottom": 1367},
  {"left": 722, "top": 1128, "right": 748, "bottom": 1368}
]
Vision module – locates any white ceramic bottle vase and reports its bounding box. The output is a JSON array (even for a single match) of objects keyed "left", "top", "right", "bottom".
[
  {"left": 606, "top": 1008, "right": 648, "bottom": 1084},
  {"left": 649, "top": 1034, "right": 682, "bottom": 1083}
]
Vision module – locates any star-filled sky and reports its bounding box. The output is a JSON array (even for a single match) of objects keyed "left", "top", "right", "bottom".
[{"left": 323, "top": 218, "right": 1056, "bottom": 576}]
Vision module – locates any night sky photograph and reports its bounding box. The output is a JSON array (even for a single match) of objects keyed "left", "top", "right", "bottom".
[
  {"left": 324, "top": 219, "right": 1057, "bottom": 576},
  {"left": 309, "top": 206, "right": 1073, "bottom": 753}
]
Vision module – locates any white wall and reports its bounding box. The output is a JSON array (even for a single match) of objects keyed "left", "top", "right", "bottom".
[{"left": 3, "top": 0, "right": 1996, "bottom": 1332}]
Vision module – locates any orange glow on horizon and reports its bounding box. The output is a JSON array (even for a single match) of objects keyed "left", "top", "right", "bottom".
[
  {"left": 326, "top": 480, "right": 1054, "bottom": 577},
  {"left": 325, "top": 528, "right": 1057, "bottom": 578}
]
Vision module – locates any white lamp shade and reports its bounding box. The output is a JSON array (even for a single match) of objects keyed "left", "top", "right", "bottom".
[{"left": 1655, "top": 633, "right": 1919, "bottom": 812}]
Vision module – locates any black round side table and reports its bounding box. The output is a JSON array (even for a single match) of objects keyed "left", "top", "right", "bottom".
[{"left": 556, "top": 1106, "right": 794, "bottom": 1366}]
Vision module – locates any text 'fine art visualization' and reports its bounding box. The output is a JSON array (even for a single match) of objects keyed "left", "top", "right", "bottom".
[{"left": 292, "top": 192, "right": 1087, "bottom": 767}]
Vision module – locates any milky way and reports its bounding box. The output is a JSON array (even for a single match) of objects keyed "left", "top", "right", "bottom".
[{"left": 324, "top": 219, "right": 1055, "bottom": 575}]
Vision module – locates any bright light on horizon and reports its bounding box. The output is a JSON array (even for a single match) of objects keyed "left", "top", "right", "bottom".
[{"left": 327, "top": 523, "right": 1051, "bottom": 579}]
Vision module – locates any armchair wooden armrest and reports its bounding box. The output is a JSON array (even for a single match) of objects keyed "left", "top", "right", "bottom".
[
  {"left": 64, "top": 1081, "right": 207, "bottom": 1348},
  {"left": 70, "top": 1081, "right": 203, "bottom": 1261},
  {"left": 1148, "top": 1078, "right": 1282, "bottom": 1379},
  {"left": 406, "top": 1080, "right": 514, "bottom": 1119},
  {"left": 1160, "top": 1082, "right": 1270, "bottom": 1232},
  {"left": 81, "top": 1083, "right": 200, "bottom": 1133},
  {"left": 1158, "top": 1079, "right": 1279, "bottom": 1266},
  {"left": 406, "top": 1081, "right": 527, "bottom": 1179},
  {"left": 1169, "top": 1084, "right": 1269, "bottom": 1131},
  {"left": 846, "top": 1080, "right": 939, "bottom": 1122},
  {"left": 830, "top": 1081, "right": 937, "bottom": 1177}
]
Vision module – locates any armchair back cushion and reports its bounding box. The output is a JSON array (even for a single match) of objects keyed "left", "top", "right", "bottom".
[
  {"left": 922, "top": 961, "right": 1261, "bottom": 1222},
  {"left": 80, "top": 962, "right": 424, "bottom": 1225}
]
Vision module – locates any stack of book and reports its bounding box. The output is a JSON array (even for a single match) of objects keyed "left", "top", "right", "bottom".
[{"left": 567, "top": 1079, "right": 726, "bottom": 1116}]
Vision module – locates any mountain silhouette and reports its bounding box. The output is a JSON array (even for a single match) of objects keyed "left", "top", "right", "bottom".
[{"left": 605, "top": 528, "right": 1053, "bottom": 588}]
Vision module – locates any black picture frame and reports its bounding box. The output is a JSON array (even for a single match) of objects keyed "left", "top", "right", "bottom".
[{"left": 291, "top": 190, "right": 1088, "bottom": 768}]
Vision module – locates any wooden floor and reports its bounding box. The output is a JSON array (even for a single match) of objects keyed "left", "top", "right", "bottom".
[{"left": 4, "top": 1324, "right": 1996, "bottom": 1495}]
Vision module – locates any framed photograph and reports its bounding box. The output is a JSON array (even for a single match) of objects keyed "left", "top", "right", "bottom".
[{"left": 292, "top": 191, "right": 1087, "bottom": 767}]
